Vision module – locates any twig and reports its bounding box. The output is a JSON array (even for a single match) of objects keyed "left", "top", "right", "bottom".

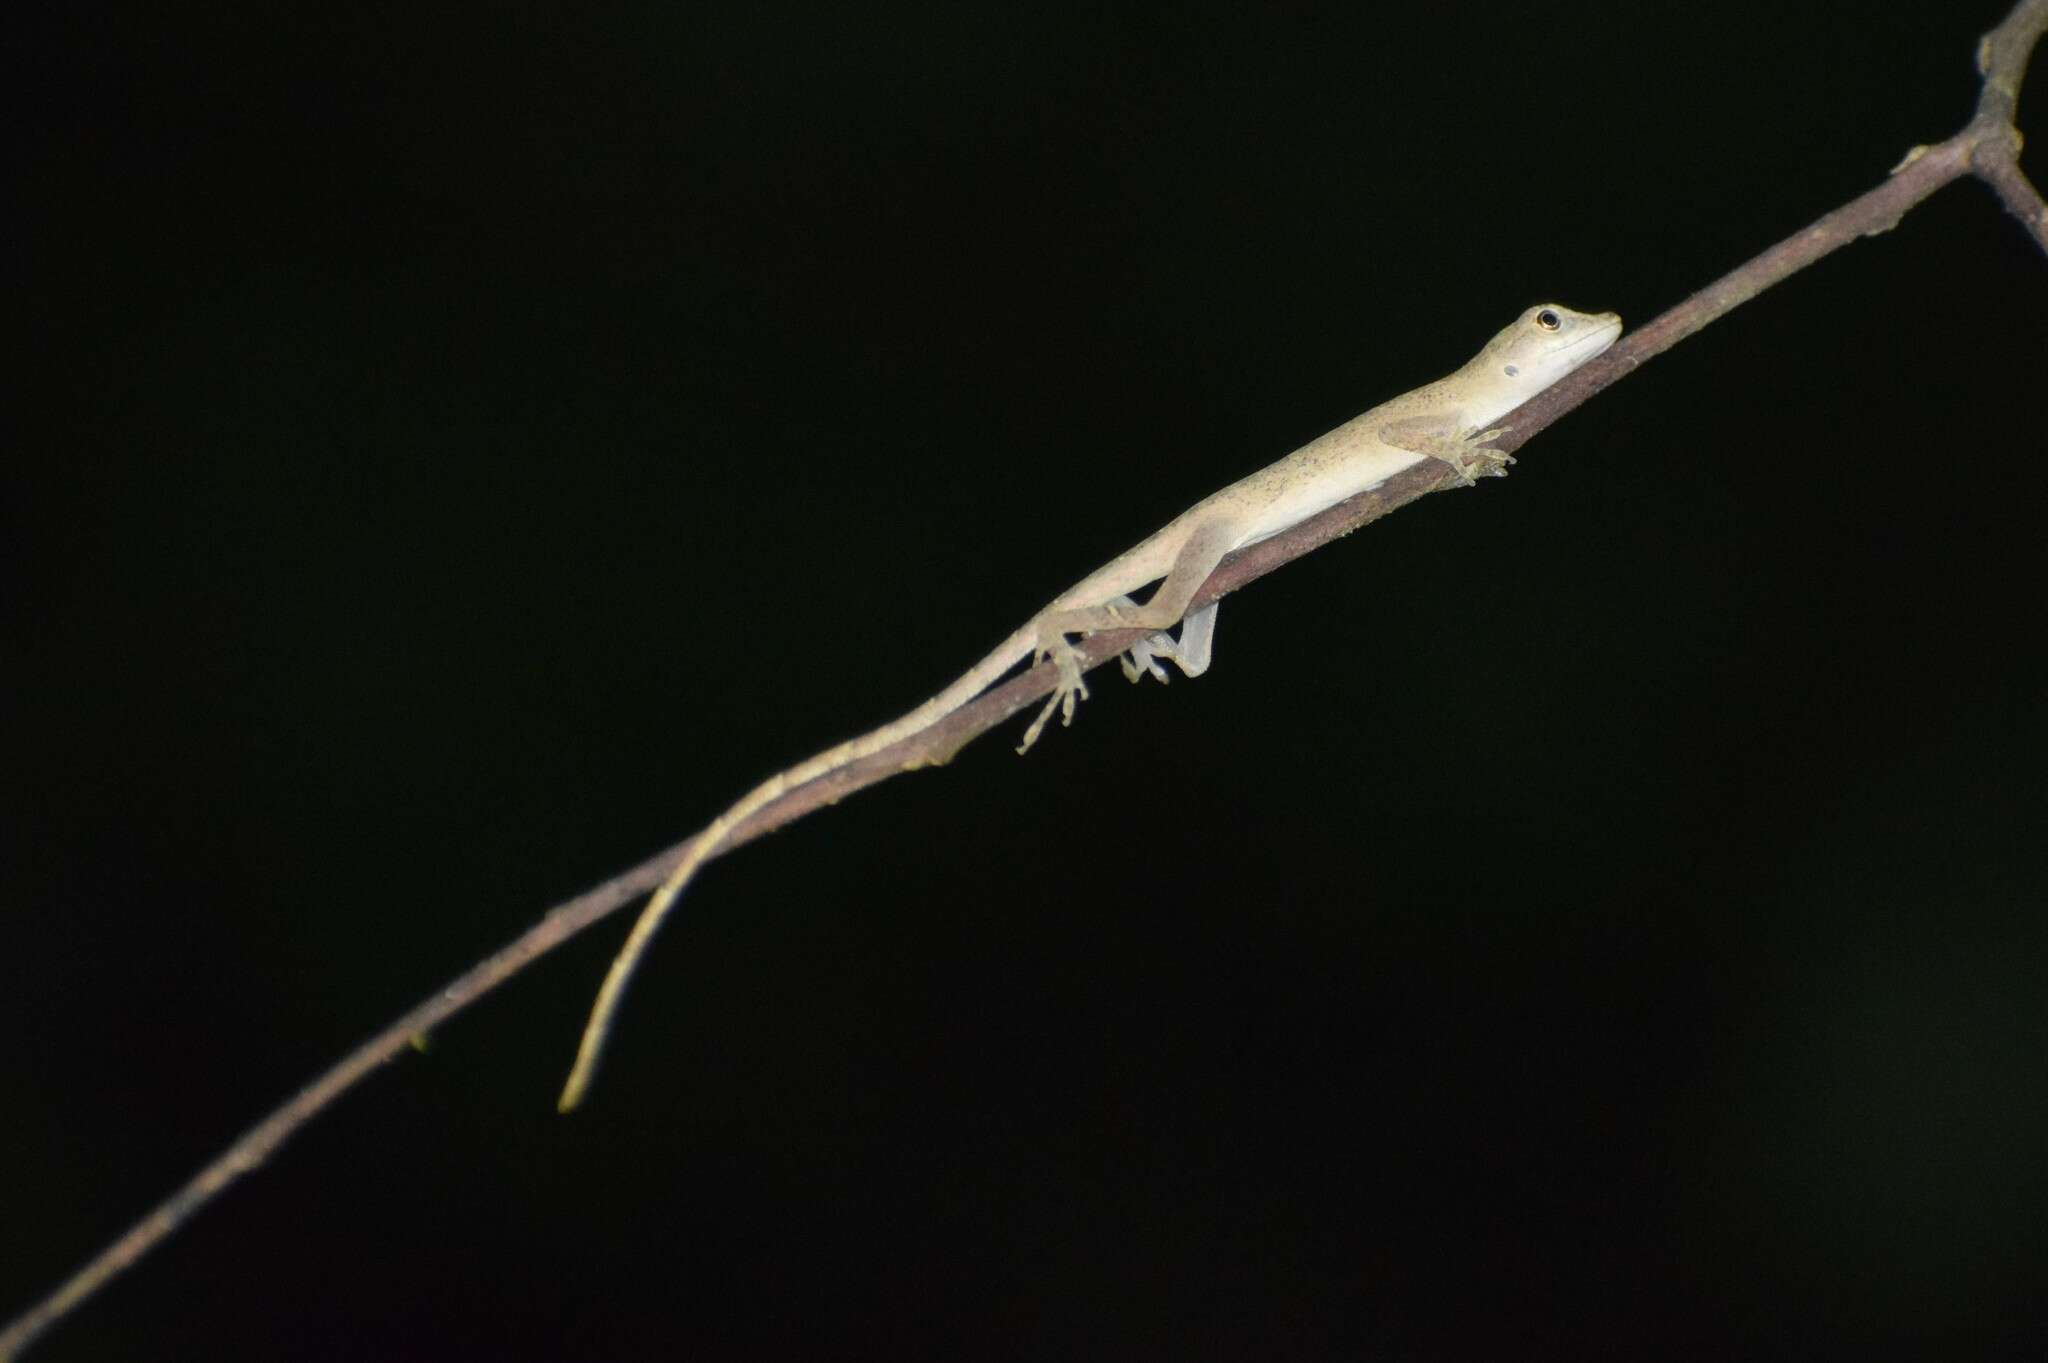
[{"left": 4, "top": 0, "right": 2042, "bottom": 1356}]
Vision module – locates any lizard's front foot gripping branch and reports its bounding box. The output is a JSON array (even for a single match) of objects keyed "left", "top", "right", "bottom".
[{"left": 1427, "top": 426, "right": 1514, "bottom": 486}]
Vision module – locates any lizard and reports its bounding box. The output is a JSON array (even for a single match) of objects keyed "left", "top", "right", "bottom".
[{"left": 556, "top": 301, "right": 1622, "bottom": 1110}]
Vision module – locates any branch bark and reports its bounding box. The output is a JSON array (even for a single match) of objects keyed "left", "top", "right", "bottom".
[{"left": 5, "top": 0, "right": 2043, "bottom": 1356}]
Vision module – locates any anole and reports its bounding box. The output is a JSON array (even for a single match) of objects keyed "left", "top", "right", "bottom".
[{"left": 558, "top": 302, "right": 1622, "bottom": 1109}]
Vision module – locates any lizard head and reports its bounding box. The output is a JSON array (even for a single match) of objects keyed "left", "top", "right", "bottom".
[{"left": 1478, "top": 303, "right": 1622, "bottom": 394}]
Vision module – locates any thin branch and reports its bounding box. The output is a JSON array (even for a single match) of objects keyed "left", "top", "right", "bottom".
[
  {"left": 4, "top": 1, "right": 2043, "bottom": 1357},
  {"left": 1976, "top": 137, "right": 2048, "bottom": 247},
  {"left": 1968, "top": 0, "right": 2048, "bottom": 248}
]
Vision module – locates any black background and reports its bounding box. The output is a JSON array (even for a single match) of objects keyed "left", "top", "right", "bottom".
[{"left": 8, "top": 1, "right": 2048, "bottom": 1358}]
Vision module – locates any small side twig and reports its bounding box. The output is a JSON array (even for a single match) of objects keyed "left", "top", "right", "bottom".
[
  {"left": 4, "top": 1, "right": 2042, "bottom": 1357},
  {"left": 1973, "top": 1, "right": 2048, "bottom": 246}
]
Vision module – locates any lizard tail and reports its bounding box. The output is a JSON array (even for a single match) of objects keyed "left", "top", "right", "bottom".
[{"left": 557, "top": 621, "right": 1039, "bottom": 1111}]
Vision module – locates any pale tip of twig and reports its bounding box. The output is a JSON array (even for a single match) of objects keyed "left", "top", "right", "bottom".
[{"left": 556, "top": 1050, "right": 597, "bottom": 1112}]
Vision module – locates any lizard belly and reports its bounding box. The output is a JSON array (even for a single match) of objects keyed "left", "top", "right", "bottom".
[{"left": 1233, "top": 442, "right": 1426, "bottom": 549}]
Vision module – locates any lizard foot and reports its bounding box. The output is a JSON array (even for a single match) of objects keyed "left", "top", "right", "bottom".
[
  {"left": 1424, "top": 426, "right": 1514, "bottom": 486},
  {"left": 1093, "top": 593, "right": 1176, "bottom": 686},
  {"left": 1017, "top": 633, "right": 1091, "bottom": 754},
  {"left": 1118, "top": 629, "right": 1181, "bottom": 685}
]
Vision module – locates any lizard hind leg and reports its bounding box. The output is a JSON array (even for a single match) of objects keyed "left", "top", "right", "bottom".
[
  {"left": 1019, "top": 593, "right": 1190, "bottom": 752},
  {"left": 1017, "top": 519, "right": 1239, "bottom": 753},
  {"left": 1017, "top": 628, "right": 1090, "bottom": 753},
  {"left": 1118, "top": 598, "right": 1218, "bottom": 684},
  {"left": 1106, "top": 593, "right": 1181, "bottom": 684}
]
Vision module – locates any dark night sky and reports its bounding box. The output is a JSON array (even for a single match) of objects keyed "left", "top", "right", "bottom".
[{"left": 8, "top": 1, "right": 2047, "bottom": 1358}]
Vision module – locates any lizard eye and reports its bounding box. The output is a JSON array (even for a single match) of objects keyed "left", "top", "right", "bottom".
[{"left": 1535, "top": 308, "right": 1562, "bottom": 331}]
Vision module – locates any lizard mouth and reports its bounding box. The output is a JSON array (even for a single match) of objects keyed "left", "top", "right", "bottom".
[{"left": 1556, "top": 318, "right": 1622, "bottom": 361}]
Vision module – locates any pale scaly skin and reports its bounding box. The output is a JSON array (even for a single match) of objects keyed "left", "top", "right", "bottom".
[{"left": 558, "top": 302, "right": 1621, "bottom": 1109}]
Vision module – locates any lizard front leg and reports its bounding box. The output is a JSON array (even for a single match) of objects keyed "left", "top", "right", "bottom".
[{"left": 1380, "top": 414, "right": 1514, "bottom": 487}]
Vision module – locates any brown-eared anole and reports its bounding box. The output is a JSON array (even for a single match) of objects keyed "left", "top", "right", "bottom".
[{"left": 558, "top": 302, "right": 1622, "bottom": 1109}]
